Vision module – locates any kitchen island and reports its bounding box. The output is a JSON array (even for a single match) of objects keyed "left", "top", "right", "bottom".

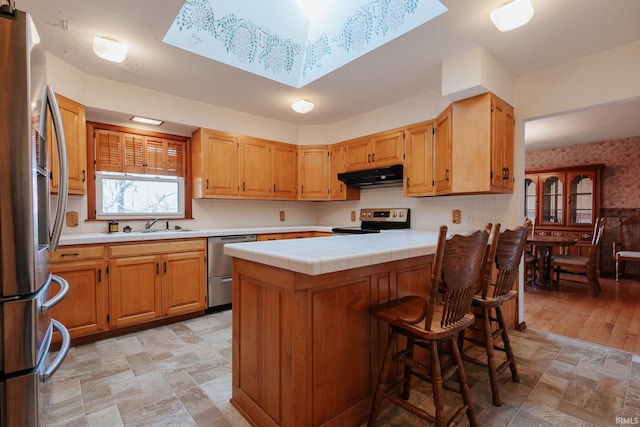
[{"left": 224, "top": 231, "right": 441, "bottom": 427}]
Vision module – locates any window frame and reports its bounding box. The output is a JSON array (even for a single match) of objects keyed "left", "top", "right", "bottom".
[
  {"left": 95, "top": 171, "right": 185, "bottom": 220},
  {"left": 86, "top": 122, "right": 192, "bottom": 221}
]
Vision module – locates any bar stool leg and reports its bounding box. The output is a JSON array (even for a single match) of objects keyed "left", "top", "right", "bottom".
[
  {"left": 449, "top": 337, "right": 478, "bottom": 427},
  {"left": 401, "top": 336, "right": 415, "bottom": 400},
  {"left": 496, "top": 306, "right": 519, "bottom": 383},
  {"left": 368, "top": 329, "right": 397, "bottom": 427},
  {"left": 482, "top": 306, "right": 502, "bottom": 407},
  {"left": 429, "top": 340, "right": 446, "bottom": 427}
]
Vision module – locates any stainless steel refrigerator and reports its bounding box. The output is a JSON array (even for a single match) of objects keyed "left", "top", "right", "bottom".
[{"left": 1, "top": 1, "right": 71, "bottom": 426}]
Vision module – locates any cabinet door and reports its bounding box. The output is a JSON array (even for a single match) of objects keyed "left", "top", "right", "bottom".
[
  {"left": 49, "top": 94, "right": 87, "bottom": 195},
  {"left": 540, "top": 173, "right": 566, "bottom": 225},
  {"left": 370, "top": 129, "right": 403, "bottom": 168},
  {"left": 330, "top": 143, "right": 360, "bottom": 200},
  {"left": 491, "top": 95, "right": 515, "bottom": 191},
  {"left": 95, "top": 129, "right": 123, "bottom": 172},
  {"left": 434, "top": 107, "right": 452, "bottom": 195},
  {"left": 343, "top": 137, "right": 371, "bottom": 171},
  {"left": 299, "top": 146, "right": 329, "bottom": 200},
  {"left": 50, "top": 260, "right": 108, "bottom": 340},
  {"left": 272, "top": 142, "right": 298, "bottom": 200},
  {"left": 202, "top": 130, "right": 239, "bottom": 197},
  {"left": 122, "top": 133, "right": 145, "bottom": 174},
  {"left": 404, "top": 121, "right": 435, "bottom": 196},
  {"left": 109, "top": 255, "right": 162, "bottom": 328},
  {"left": 240, "top": 137, "right": 272, "bottom": 198},
  {"left": 524, "top": 175, "right": 539, "bottom": 223},
  {"left": 567, "top": 170, "right": 597, "bottom": 226},
  {"left": 162, "top": 251, "right": 206, "bottom": 316},
  {"left": 144, "top": 136, "right": 167, "bottom": 176}
]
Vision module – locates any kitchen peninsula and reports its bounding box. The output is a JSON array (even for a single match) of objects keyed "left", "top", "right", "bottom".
[{"left": 224, "top": 231, "right": 440, "bottom": 427}]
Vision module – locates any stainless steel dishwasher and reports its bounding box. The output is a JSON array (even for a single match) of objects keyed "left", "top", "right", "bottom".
[{"left": 207, "top": 234, "right": 257, "bottom": 310}]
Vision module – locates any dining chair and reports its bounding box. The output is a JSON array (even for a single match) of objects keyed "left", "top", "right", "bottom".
[
  {"left": 613, "top": 215, "right": 640, "bottom": 281},
  {"left": 368, "top": 224, "right": 491, "bottom": 427},
  {"left": 551, "top": 217, "right": 607, "bottom": 296},
  {"left": 460, "top": 225, "right": 528, "bottom": 407}
]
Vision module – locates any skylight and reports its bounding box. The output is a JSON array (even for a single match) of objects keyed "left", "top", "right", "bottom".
[{"left": 163, "top": 0, "right": 447, "bottom": 88}]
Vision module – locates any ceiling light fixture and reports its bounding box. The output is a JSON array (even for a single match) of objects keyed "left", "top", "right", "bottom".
[
  {"left": 291, "top": 99, "right": 314, "bottom": 114},
  {"left": 93, "top": 36, "right": 128, "bottom": 63},
  {"left": 130, "top": 116, "right": 164, "bottom": 126},
  {"left": 490, "top": 0, "right": 534, "bottom": 32}
]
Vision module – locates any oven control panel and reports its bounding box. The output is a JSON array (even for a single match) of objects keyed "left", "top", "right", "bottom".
[{"left": 359, "top": 208, "right": 409, "bottom": 223}]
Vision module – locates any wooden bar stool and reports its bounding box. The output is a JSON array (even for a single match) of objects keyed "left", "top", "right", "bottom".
[
  {"left": 460, "top": 225, "right": 528, "bottom": 406},
  {"left": 368, "top": 224, "right": 491, "bottom": 427}
]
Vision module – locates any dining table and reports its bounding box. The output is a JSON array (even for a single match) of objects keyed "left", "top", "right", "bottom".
[{"left": 526, "top": 234, "right": 578, "bottom": 290}]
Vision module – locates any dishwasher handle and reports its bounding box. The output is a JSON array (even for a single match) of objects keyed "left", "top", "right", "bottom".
[{"left": 210, "top": 235, "right": 257, "bottom": 243}]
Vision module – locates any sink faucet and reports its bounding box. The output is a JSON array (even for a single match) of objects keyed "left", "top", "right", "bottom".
[{"left": 145, "top": 217, "right": 164, "bottom": 230}]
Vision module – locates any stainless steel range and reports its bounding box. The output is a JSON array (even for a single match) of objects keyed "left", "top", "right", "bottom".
[{"left": 332, "top": 208, "right": 410, "bottom": 234}]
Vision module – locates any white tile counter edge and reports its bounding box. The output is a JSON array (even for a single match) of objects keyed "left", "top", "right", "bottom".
[
  {"left": 58, "top": 225, "right": 334, "bottom": 246},
  {"left": 224, "top": 230, "right": 441, "bottom": 276}
]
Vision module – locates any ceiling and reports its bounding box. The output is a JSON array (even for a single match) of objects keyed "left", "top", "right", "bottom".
[{"left": 22, "top": 0, "right": 640, "bottom": 147}]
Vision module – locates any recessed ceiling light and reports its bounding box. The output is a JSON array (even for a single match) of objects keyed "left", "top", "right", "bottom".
[
  {"left": 130, "top": 116, "right": 164, "bottom": 126},
  {"left": 490, "top": 0, "right": 534, "bottom": 32},
  {"left": 93, "top": 36, "right": 128, "bottom": 63},
  {"left": 291, "top": 99, "right": 314, "bottom": 114}
]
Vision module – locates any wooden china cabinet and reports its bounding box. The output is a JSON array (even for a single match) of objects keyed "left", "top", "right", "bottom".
[{"left": 524, "top": 164, "right": 604, "bottom": 257}]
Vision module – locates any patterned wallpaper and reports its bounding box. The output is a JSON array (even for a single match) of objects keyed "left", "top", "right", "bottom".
[{"left": 526, "top": 135, "right": 640, "bottom": 275}]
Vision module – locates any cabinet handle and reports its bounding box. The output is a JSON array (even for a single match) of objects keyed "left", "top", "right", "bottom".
[
  {"left": 156, "top": 262, "right": 159, "bottom": 274},
  {"left": 505, "top": 167, "right": 510, "bottom": 180},
  {"left": 273, "top": 184, "right": 276, "bottom": 192},
  {"left": 301, "top": 185, "right": 304, "bottom": 194},
  {"left": 368, "top": 154, "right": 371, "bottom": 163},
  {"left": 372, "top": 153, "right": 375, "bottom": 163},
  {"left": 60, "top": 252, "right": 79, "bottom": 257},
  {"left": 407, "top": 177, "right": 410, "bottom": 187},
  {"left": 340, "top": 184, "right": 343, "bottom": 193},
  {"left": 446, "top": 169, "right": 449, "bottom": 181},
  {"left": 164, "top": 262, "right": 167, "bottom": 273},
  {"left": 206, "top": 179, "right": 209, "bottom": 189},
  {"left": 82, "top": 170, "right": 86, "bottom": 182},
  {"left": 242, "top": 182, "right": 245, "bottom": 191},
  {"left": 98, "top": 269, "right": 101, "bottom": 282}
]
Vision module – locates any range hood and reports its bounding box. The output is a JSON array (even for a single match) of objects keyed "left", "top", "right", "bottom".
[{"left": 337, "top": 164, "right": 403, "bottom": 187}]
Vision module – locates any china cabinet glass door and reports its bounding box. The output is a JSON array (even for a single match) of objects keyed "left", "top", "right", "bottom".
[
  {"left": 541, "top": 174, "right": 564, "bottom": 225},
  {"left": 524, "top": 175, "right": 538, "bottom": 222},
  {"left": 567, "top": 171, "right": 596, "bottom": 225}
]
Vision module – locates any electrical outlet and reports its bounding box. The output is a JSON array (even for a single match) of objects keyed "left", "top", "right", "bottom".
[
  {"left": 351, "top": 211, "right": 356, "bottom": 222},
  {"left": 452, "top": 209, "right": 461, "bottom": 224},
  {"left": 279, "top": 211, "right": 285, "bottom": 221}
]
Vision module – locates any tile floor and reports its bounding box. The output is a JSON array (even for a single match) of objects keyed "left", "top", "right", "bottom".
[{"left": 48, "top": 309, "right": 640, "bottom": 426}]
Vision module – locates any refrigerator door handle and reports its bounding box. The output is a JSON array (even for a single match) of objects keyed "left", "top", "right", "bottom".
[
  {"left": 45, "top": 85, "right": 68, "bottom": 252},
  {"left": 40, "top": 274, "right": 69, "bottom": 314},
  {"left": 41, "top": 319, "right": 71, "bottom": 381}
]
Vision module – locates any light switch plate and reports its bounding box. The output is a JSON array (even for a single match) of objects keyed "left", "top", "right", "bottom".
[{"left": 351, "top": 211, "right": 356, "bottom": 222}]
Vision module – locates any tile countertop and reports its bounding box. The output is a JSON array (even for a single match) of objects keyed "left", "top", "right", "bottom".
[
  {"left": 223, "top": 230, "right": 441, "bottom": 276},
  {"left": 58, "top": 225, "right": 335, "bottom": 246}
]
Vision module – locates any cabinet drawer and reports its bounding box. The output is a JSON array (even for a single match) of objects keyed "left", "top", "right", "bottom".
[
  {"left": 109, "top": 239, "right": 206, "bottom": 258},
  {"left": 51, "top": 245, "right": 105, "bottom": 262},
  {"left": 566, "top": 231, "right": 593, "bottom": 241}
]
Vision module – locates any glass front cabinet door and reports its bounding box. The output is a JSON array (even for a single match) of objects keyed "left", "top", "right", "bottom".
[
  {"left": 524, "top": 175, "right": 538, "bottom": 222},
  {"left": 540, "top": 173, "right": 565, "bottom": 225},
  {"left": 567, "top": 171, "right": 597, "bottom": 226}
]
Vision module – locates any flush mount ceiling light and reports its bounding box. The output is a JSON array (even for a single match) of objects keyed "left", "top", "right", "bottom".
[
  {"left": 490, "top": 0, "right": 534, "bottom": 32},
  {"left": 130, "top": 116, "right": 164, "bottom": 126},
  {"left": 93, "top": 36, "right": 128, "bottom": 63},
  {"left": 291, "top": 99, "right": 315, "bottom": 114}
]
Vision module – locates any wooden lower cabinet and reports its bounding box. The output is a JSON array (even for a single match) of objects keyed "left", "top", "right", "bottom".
[
  {"left": 50, "top": 247, "right": 108, "bottom": 341},
  {"left": 231, "top": 255, "right": 434, "bottom": 427},
  {"left": 51, "top": 239, "right": 206, "bottom": 341}
]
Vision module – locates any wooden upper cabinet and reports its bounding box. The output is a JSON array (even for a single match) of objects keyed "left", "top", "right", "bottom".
[
  {"left": 403, "top": 121, "right": 435, "bottom": 197},
  {"left": 298, "top": 145, "right": 330, "bottom": 200},
  {"left": 434, "top": 107, "right": 452, "bottom": 195},
  {"left": 192, "top": 128, "right": 239, "bottom": 198},
  {"left": 272, "top": 142, "right": 298, "bottom": 200},
  {"left": 330, "top": 143, "right": 360, "bottom": 200},
  {"left": 343, "top": 129, "right": 403, "bottom": 172},
  {"left": 49, "top": 94, "right": 87, "bottom": 195},
  {"left": 95, "top": 129, "right": 123, "bottom": 172},
  {"left": 122, "top": 132, "right": 144, "bottom": 174},
  {"left": 449, "top": 92, "right": 514, "bottom": 194},
  {"left": 239, "top": 137, "right": 272, "bottom": 198}
]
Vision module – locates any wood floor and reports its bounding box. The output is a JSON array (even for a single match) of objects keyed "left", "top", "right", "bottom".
[{"left": 523, "top": 273, "right": 640, "bottom": 354}]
